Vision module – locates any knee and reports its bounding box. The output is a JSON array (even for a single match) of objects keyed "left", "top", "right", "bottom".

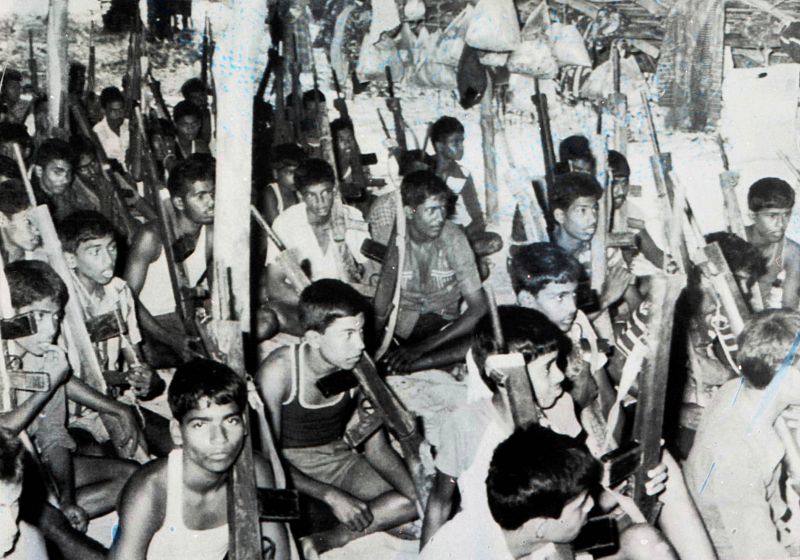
[{"left": 619, "top": 523, "right": 676, "bottom": 560}]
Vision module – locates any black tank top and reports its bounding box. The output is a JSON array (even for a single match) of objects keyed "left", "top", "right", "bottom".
[{"left": 281, "top": 344, "right": 355, "bottom": 448}]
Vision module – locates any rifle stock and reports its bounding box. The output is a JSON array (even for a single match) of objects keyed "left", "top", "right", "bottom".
[
  {"left": 250, "top": 206, "right": 311, "bottom": 295},
  {"left": 385, "top": 67, "right": 408, "bottom": 153}
]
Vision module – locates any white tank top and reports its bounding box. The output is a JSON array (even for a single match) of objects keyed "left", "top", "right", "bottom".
[
  {"left": 147, "top": 449, "right": 229, "bottom": 560},
  {"left": 138, "top": 225, "right": 208, "bottom": 317}
]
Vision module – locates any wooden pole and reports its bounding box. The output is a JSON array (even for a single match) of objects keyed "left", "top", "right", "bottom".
[
  {"left": 47, "top": 0, "right": 69, "bottom": 133},
  {"left": 481, "top": 73, "right": 499, "bottom": 223}
]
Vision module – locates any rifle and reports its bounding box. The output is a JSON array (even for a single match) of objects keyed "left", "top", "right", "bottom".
[
  {"left": 272, "top": 52, "right": 293, "bottom": 145},
  {"left": 28, "top": 31, "right": 39, "bottom": 96},
  {"left": 384, "top": 67, "right": 408, "bottom": 154},
  {"left": 86, "top": 21, "right": 96, "bottom": 102},
  {"left": 311, "top": 58, "right": 337, "bottom": 169},
  {"left": 125, "top": 24, "right": 144, "bottom": 181},
  {"left": 250, "top": 205, "right": 311, "bottom": 295},
  {"left": 288, "top": 36, "right": 306, "bottom": 149},
  {"left": 531, "top": 79, "right": 557, "bottom": 234},
  {"left": 255, "top": 48, "right": 278, "bottom": 104},
  {"left": 146, "top": 70, "right": 173, "bottom": 124},
  {"left": 201, "top": 15, "right": 211, "bottom": 91},
  {"left": 12, "top": 144, "right": 150, "bottom": 462},
  {"left": 134, "top": 110, "right": 216, "bottom": 359}
]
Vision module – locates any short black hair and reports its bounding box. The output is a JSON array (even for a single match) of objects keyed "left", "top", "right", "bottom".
[
  {"left": 430, "top": 116, "right": 464, "bottom": 146},
  {"left": 471, "top": 306, "right": 571, "bottom": 394},
  {"left": 608, "top": 150, "right": 630, "bottom": 179},
  {"left": 5, "top": 259, "right": 68, "bottom": 310},
  {"left": 0, "top": 428, "right": 24, "bottom": 485},
  {"left": 70, "top": 135, "right": 97, "bottom": 162},
  {"left": 748, "top": 177, "right": 795, "bottom": 211},
  {"left": 298, "top": 279, "right": 366, "bottom": 333},
  {"left": 329, "top": 117, "right": 354, "bottom": 138},
  {"left": 271, "top": 143, "right": 307, "bottom": 170},
  {"left": 36, "top": 138, "right": 73, "bottom": 168},
  {"left": 294, "top": 158, "right": 336, "bottom": 192},
  {"left": 509, "top": 243, "right": 583, "bottom": 297},
  {"left": 704, "top": 231, "right": 767, "bottom": 288},
  {"left": 168, "top": 359, "right": 247, "bottom": 423},
  {"left": 558, "top": 135, "right": 593, "bottom": 164},
  {"left": 173, "top": 100, "right": 204, "bottom": 124},
  {"left": 737, "top": 309, "right": 800, "bottom": 389},
  {"left": 180, "top": 77, "right": 207, "bottom": 99},
  {"left": 549, "top": 172, "right": 603, "bottom": 214},
  {"left": 2, "top": 69, "right": 22, "bottom": 84},
  {"left": 0, "top": 179, "right": 31, "bottom": 216},
  {"left": 398, "top": 150, "right": 431, "bottom": 177},
  {"left": 99, "top": 86, "right": 125, "bottom": 109},
  {"left": 168, "top": 153, "right": 215, "bottom": 199},
  {"left": 0, "top": 155, "right": 20, "bottom": 180},
  {"left": 57, "top": 210, "right": 116, "bottom": 254},
  {"left": 0, "top": 123, "right": 32, "bottom": 151},
  {"left": 400, "top": 169, "right": 455, "bottom": 210},
  {"left": 486, "top": 424, "right": 601, "bottom": 530},
  {"left": 302, "top": 88, "right": 326, "bottom": 105}
]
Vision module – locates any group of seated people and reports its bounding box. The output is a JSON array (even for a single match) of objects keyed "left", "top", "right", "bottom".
[{"left": 3, "top": 54, "right": 800, "bottom": 560}]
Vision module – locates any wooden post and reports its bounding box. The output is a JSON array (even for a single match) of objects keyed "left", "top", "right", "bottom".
[
  {"left": 481, "top": 73, "right": 499, "bottom": 223},
  {"left": 46, "top": 0, "right": 68, "bottom": 133}
]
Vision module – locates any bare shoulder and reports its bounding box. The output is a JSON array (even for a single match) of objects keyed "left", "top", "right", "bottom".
[
  {"left": 123, "top": 457, "right": 168, "bottom": 504},
  {"left": 130, "top": 222, "right": 163, "bottom": 261},
  {"left": 256, "top": 345, "right": 294, "bottom": 390}
]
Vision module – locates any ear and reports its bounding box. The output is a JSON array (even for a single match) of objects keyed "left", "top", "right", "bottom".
[
  {"left": 553, "top": 208, "right": 566, "bottom": 226},
  {"left": 517, "top": 290, "right": 537, "bottom": 309},
  {"left": 64, "top": 252, "right": 77, "bottom": 269},
  {"left": 169, "top": 419, "right": 183, "bottom": 447},
  {"left": 305, "top": 329, "right": 322, "bottom": 349},
  {"left": 172, "top": 196, "right": 185, "bottom": 212},
  {"left": 0, "top": 213, "right": 9, "bottom": 228},
  {"left": 33, "top": 165, "right": 43, "bottom": 179},
  {"left": 403, "top": 206, "right": 414, "bottom": 220}
]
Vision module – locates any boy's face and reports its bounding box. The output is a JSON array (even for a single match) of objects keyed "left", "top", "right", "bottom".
[
  {"left": 434, "top": 132, "right": 464, "bottom": 162},
  {"left": 15, "top": 297, "right": 62, "bottom": 356},
  {"left": 301, "top": 181, "right": 334, "bottom": 224},
  {"left": 518, "top": 281, "right": 578, "bottom": 333},
  {"left": 37, "top": 158, "right": 73, "bottom": 197},
  {"left": 0, "top": 210, "right": 40, "bottom": 252},
  {"left": 172, "top": 401, "right": 246, "bottom": 474},
  {"left": 527, "top": 350, "right": 565, "bottom": 410},
  {"left": 104, "top": 100, "right": 125, "bottom": 130},
  {"left": 175, "top": 179, "right": 215, "bottom": 225},
  {"left": 275, "top": 163, "right": 298, "bottom": 190},
  {"left": 554, "top": 196, "right": 598, "bottom": 242},
  {"left": 309, "top": 313, "right": 366, "bottom": 371},
  {"left": 405, "top": 194, "right": 447, "bottom": 240},
  {"left": 2, "top": 81, "right": 21, "bottom": 105},
  {"left": 751, "top": 207, "right": 792, "bottom": 243},
  {"left": 541, "top": 490, "right": 594, "bottom": 544},
  {"left": 611, "top": 176, "right": 630, "bottom": 210},
  {"left": 69, "top": 234, "right": 118, "bottom": 287},
  {"left": 0, "top": 480, "right": 22, "bottom": 556},
  {"left": 176, "top": 115, "right": 202, "bottom": 141},
  {"left": 75, "top": 152, "right": 100, "bottom": 184}
]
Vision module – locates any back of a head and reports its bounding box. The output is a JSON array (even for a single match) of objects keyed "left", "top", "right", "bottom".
[
  {"left": 298, "top": 279, "right": 366, "bottom": 334},
  {"left": 0, "top": 155, "right": 21, "bottom": 181},
  {"left": 608, "top": 150, "right": 630, "bottom": 179},
  {"left": 36, "top": 138, "right": 73, "bottom": 168},
  {"left": 168, "top": 359, "right": 246, "bottom": 423},
  {"left": 704, "top": 231, "right": 767, "bottom": 286},
  {"left": 0, "top": 428, "right": 24, "bottom": 485},
  {"left": 558, "top": 135, "right": 592, "bottom": 163},
  {"left": 737, "top": 308, "right": 800, "bottom": 389},
  {"left": 5, "top": 259, "right": 68, "bottom": 310},
  {"left": 549, "top": 172, "right": 603, "bottom": 213},
  {"left": 430, "top": 116, "right": 464, "bottom": 146},
  {"left": 181, "top": 77, "right": 206, "bottom": 99},
  {"left": 57, "top": 210, "right": 116, "bottom": 254},
  {"left": 168, "top": 153, "right": 215, "bottom": 199},
  {"left": 99, "top": 86, "right": 125, "bottom": 109},
  {"left": 487, "top": 424, "right": 601, "bottom": 530},
  {"left": 472, "top": 306, "right": 572, "bottom": 392},
  {"left": 0, "top": 179, "right": 31, "bottom": 217},
  {"left": 748, "top": 177, "right": 795, "bottom": 211},
  {"left": 295, "top": 158, "right": 335, "bottom": 192},
  {"left": 509, "top": 243, "right": 583, "bottom": 297},
  {"left": 173, "top": 99, "right": 203, "bottom": 124},
  {"left": 400, "top": 169, "right": 453, "bottom": 209}
]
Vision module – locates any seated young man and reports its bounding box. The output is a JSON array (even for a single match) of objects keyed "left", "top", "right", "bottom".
[
  {"left": 92, "top": 87, "right": 129, "bottom": 170},
  {"left": 0, "top": 428, "right": 49, "bottom": 559},
  {"left": 422, "top": 424, "right": 676, "bottom": 560},
  {"left": 744, "top": 177, "right": 800, "bottom": 309},
  {"left": 58, "top": 210, "right": 171, "bottom": 457},
  {"left": 257, "top": 279, "right": 418, "bottom": 557},
  {"left": 2, "top": 260, "right": 138, "bottom": 534},
  {"left": 0, "top": 179, "right": 42, "bottom": 263},
  {"left": 172, "top": 100, "right": 211, "bottom": 159},
  {"left": 109, "top": 358, "right": 290, "bottom": 560},
  {"left": 33, "top": 139, "right": 101, "bottom": 222},
  {"left": 179, "top": 77, "right": 212, "bottom": 145},
  {"left": 258, "top": 142, "right": 307, "bottom": 225},
  {"left": 684, "top": 308, "right": 800, "bottom": 559},
  {"left": 0, "top": 70, "right": 30, "bottom": 126},
  {"left": 262, "top": 158, "right": 372, "bottom": 336},
  {"left": 379, "top": 170, "right": 488, "bottom": 374},
  {"left": 125, "top": 154, "right": 215, "bottom": 365}
]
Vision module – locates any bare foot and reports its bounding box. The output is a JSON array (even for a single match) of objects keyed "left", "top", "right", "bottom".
[{"left": 299, "top": 536, "right": 321, "bottom": 560}]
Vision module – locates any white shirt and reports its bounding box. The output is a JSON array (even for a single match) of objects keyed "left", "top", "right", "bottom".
[{"left": 92, "top": 117, "right": 130, "bottom": 166}]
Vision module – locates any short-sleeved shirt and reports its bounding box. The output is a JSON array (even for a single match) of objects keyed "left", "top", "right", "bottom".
[
  {"left": 366, "top": 192, "right": 396, "bottom": 245},
  {"left": 684, "top": 379, "right": 795, "bottom": 559},
  {"left": 92, "top": 117, "right": 130, "bottom": 167},
  {"left": 265, "top": 202, "right": 370, "bottom": 282},
  {"left": 396, "top": 221, "right": 481, "bottom": 338}
]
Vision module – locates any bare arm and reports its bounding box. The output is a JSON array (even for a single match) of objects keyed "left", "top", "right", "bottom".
[
  {"left": 420, "top": 469, "right": 457, "bottom": 550},
  {"left": 782, "top": 241, "right": 800, "bottom": 309},
  {"left": 265, "top": 263, "right": 300, "bottom": 306},
  {"left": 263, "top": 187, "right": 281, "bottom": 226},
  {"left": 108, "top": 464, "right": 165, "bottom": 560},
  {"left": 418, "top": 288, "right": 487, "bottom": 355},
  {"left": 123, "top": 225, "right": 161, "bottom": 297},
  {"left": 254, "top": 453, "right": 291, "bottom": 560}
]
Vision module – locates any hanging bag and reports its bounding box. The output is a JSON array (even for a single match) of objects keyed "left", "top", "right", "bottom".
[{"left": 465, "top": 0, "right": 521, "bottom": 52}]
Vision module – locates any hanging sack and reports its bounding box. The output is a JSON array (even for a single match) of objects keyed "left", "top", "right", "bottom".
[
  {"left": 579, "top": 54, "right": 646, "bottom": 100},
  {"left": 465, "top": 0, "right": 521, "bottom": 52},
  {"left": 457, "top": 45, "right": 488, "bottom": 109},
  {"left": 404, "top": 0, "right": 426, "bottom": 22},
  {"left": 356, "top": 32, "right": 404, "bottom": 81},
  {"left": 508, "top": 0, "right": 558, "bottom": 77},
  {"left": 412, "top": 29, "right": 457, "bottom": 89},
  {"left": 434, "top": 5, "right": 473, "bottom": 67},
  {"left": 478, "top": 51, "right": 510, "bottom": 67},
  {"left": 546, "top": 22, "right": 591, "bottom": 67}
]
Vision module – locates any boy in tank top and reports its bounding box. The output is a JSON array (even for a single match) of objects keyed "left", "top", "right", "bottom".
[
  {"left": 109, "top": 358, "right": 290, "bottom": 560},
  {"left": 257, "top": 279, "right": 418, "bottom": 557}
]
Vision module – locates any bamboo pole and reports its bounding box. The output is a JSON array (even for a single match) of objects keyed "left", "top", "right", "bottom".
[
  {"left": 47, "top": 0, "right": 69, "bottom": 133},
  {"left": 481, "top": 73, "right": 499, "bottom": 223}
]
